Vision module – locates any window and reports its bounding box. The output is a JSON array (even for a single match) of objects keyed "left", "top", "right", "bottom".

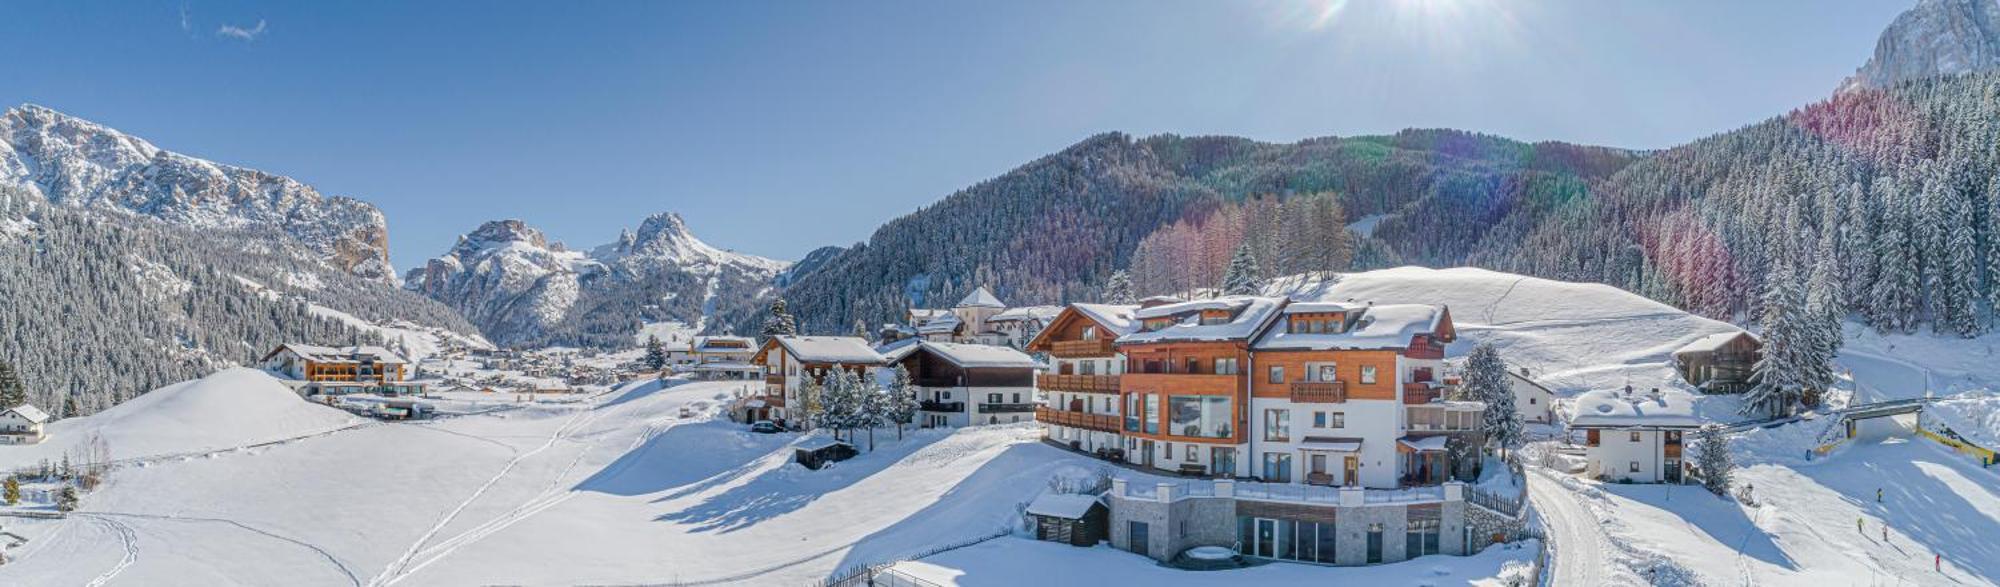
[
  {"left": 1079, "top": 361, "right": 1095, "bottom": 375},
  {"left": 987, "top": 393, "right": 1003, "bottom": 404},
  {"left": 1268, "top": 366, "right": 1285, "bottom": 384},
  {"left": 1359, "top": 366, "right": 1378, "bottom": 384},
  {"left": 1330, "top": 413, "right": 1345, "bottom": 428},
  {"left": 1406, "top": 519, "right": 1441, "bottom": 557},
  {"left": 1012, "top": 392, "right": 1022, "bottom": 403},
  {"left": 1310, "top": 363, "right": 1338, "bottom": 382},
  {"left": 1262, "top": 453, "right": 1293, "bottom": 482},
  {"left": 1145, "top": 394, "right": 1160, "bottom": 435},
  {"left": 1313, "top": 411, "right": 1326, "bottom": 428},
  {"left": 1124, "top": 394, "right": 1142, "bottom": 432},
  {"left": 1185, "top": 358, "right": 1200, "bottom": 374},
  {"left": 1263, "top": 409, "right": 1290, "bottom": 441},
  {"left": 1215, "top": 358, "right": 1239, "bottom": 375},
  {"left": 1082, "top": 326, "right": 1097, "bottom": 340},
  {"left": 1186, "top": 445, "right": 1197, "bottom": 461},
  {"left": 1630, "top": 431, "right": 1642, "bottom": 442},
  {"left": 1529, "top": 397, "right": 1537, "bottom": 405},
  {"left": 1629, "top": 461, "right": 1641, "bottom": 473},
  {"left": 1169, "top": 396, "right": 1232, "bottom": 438}
]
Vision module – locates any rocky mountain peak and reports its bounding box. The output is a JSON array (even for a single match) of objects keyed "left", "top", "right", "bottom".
[{"left": 1841, "top": 0, "right": 2000, "bottom": 92}]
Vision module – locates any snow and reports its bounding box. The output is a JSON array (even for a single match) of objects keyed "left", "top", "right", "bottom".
[
  {"left": 1119, "top": 296, "right": 1284, "bottom": 344},
  {"left": 1568, "top": 388, "right": 1700, "bottom": 428},
  {"left": 1346, "top": 213, "right": 1393, "bottom": 238},
  {"left": 632, "top": 320, "right": 698, "bottom": 347},
  {"left": 955, "top": 286, "right": 1006, "bottom": 309},
  {"left": 1023, "top": 493, "right": 1099, "bottom": 519},
  {"left": 918, "top": 312, "right": 963, "bottom": 334},
  {"left": 1296, "top": 437, "right": 1363, "bottom": 452},
  {"left": 0, "top": 368, "right": 360, "bottom": 469},
  {"left": 1254, "top": 302, "right": 1444, "bottom": 351},
  {"left": 1397, "top": 435, "right": 1450, "bottom": 451},
  {"left": 271, "top": 343, "right": 406, "bottom": 365},
  {"left": 1069, "top": 303, "right": 1140, "bottom": 336},
  {"left": 1926, "top": 390, "right": 2000, "bottom": 449},
  {"left": 1672, "top": 331, "right": 1753, "bottom": 355},
  {"left": 989, "top": 305, "right": 1062, "bottom": 323},
  {"left": 772, "top": 335, "right": 884, "bottom": 364},
  {"left": 918, "top": 342, "right": 1039, "bottom": 369},
  {"left": 889, "top": 537, "right": 1539, "bottom": 587}
]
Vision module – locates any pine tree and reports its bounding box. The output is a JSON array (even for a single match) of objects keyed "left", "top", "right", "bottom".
[
  {"left": 761, "top": 298, "right": 799, "bottom": 337},
  {"left": 55, "top": 485, "right": 78, "bottom": 512},
  {"left": 1869, "top": 181, "right": 1921, "bottom": 334},
  {"left": 884, "top": 364, "right": 918, "bottom": 439},
  {"left": 0, "top": 357, "right": 25, "bottom": 408},
  {"left": 642, "top": 335, "right": 668, "bottom": 371},
  {"left": 1840, "top": 182, "right": 1876, "bottom": 312},
  {"left": 816, "top": 369, "right": 856, "bottom": 442},
  {"left": 1803, "top": 253, "right": 1845, "bottom": 407},
  {"left": 1694, "top": 424, "right": 1733, "bottom": 496},
  {"left": 1222, "top": 242, "right": 1263, "bottom": 296},
  {"left": 1935, "top": 184, "right": 1983, "bottom": 337},
  {"left": 852, "top": 318, "right": 871, "bottom": 342},
  {"left": 1745, "top": 260, "right": 1812, "bottom": 418},
  {"left": 1103, "top": 270, "right": 1136, "bottom": 305},
  {"left": 797, "top": 371, "right": 824, "bottom": 432},
  {"left": 1988, "top": 183, "right": 2000, "bottom": 327},
  {"left": 857, "top": 372, "right": 886, "bottom": 451},
  {"left": 1462, "top": 343, "right": 1521, "bottom": 457}
]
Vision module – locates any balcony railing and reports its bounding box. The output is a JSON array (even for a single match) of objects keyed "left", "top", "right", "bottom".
[
  {"left": 919, "top": 400, "right": 965, "bottom": 413},
  {"left": 1035, "top": 406, "right": 1121, "bottom": 433},
  {"left": 981, "top": 403, "right": 1038, "bottom": 413},
  {"left": 1403, "top": 383, "right": 1442, "bottom": 405},
  {"left": 765, "top": 374, "right": 785, "bottom": 386},
  {"left": 1290, "top": 380, "right": 1347, "bottom": 403},
  {"left": 1049, "top": 339, "right": 1117, "bottom": 358},
  {"left": 1037, "top": 374, "right": 1121, "bottom": 394}
]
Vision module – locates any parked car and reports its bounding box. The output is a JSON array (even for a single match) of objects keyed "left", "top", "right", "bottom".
[{"left": 749, "top": 420, "right": 782, "bottom": 434}]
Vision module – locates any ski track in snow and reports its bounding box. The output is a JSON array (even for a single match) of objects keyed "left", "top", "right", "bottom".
[
  {"left": 1528, "top": 468, "right": 1608, "bottom": 587},
  {"left": 81, "top": 511, "right": 361, "bottom": 586},
  {"left": 81, "top": 515, "right": 138, "bottom": 587},
  {"left": 368, "top": 405, "right": 604, "bottom": 587}
]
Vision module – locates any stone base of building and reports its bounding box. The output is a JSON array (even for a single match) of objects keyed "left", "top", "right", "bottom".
[{"left": 1105, "top": 478, "right": 1489, "bottom": 567}]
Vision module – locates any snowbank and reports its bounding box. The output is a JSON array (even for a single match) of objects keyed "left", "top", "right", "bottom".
[
  {"left": 1926, "top": 390, "right": 2000, "bottom": 449},
  {"left": 0, "top": 368, "right": 360, "bottom": 469}
]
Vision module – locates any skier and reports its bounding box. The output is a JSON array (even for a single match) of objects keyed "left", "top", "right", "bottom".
[
  {"left": 1876, "top": 488, "right": 1882, "bottom": 503},
  {"left": 1881, "top": 526, "right": 1887, "bottom": 542},
  {"left": 1936, "top": 554, "right": 1942, "bottom": 572},
  {"left": 1857, "top": 517, "right": 1864, "bottom": 533}
]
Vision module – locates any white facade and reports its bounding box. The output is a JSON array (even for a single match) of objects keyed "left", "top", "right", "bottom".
[
  {"left": 0, "top": 405, "right": 49, "bottom": 445},
  {"left": 1585, "top": 428, "right": 1686, "bottom": 483},
  {"left": 1506, "top": 370, "right": 1555, "bottom": 424},
  {"left": 1250, "top": 396, "right": 1401, "bottom": 487},
  {"left": 919, "top": 385, "right": 1037, "bottom": 427}
]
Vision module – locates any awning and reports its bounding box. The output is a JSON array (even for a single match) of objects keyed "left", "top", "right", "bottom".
[
  {"left": 1296, "top": 437, "right": 1363, "bottom": 452},
  {"left": 1397, "top": 436, "right": 1450, "bottom": 452}
]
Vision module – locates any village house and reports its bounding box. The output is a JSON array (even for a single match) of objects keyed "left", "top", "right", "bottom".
[
  {"left": 1507, "top": 367, "right": 1557, "bottom": 425},
  {"left": 1570, "top": 387, "right": 1700, "bottom": 483},
  {"left": 0, "top": 404, "right": 49, "bottom": 445},
  {"left": 907, "top": 286, "right": 1063, "bottom": 348},
  {"left": 260, "top": 343, "right": 422, "bottom": 396},
  {"left": 1026, "top": 303, "right": 1140, "bottom": 456},
  {"left": 881, "top": 341, "right": 1040, "bottom": 428},
  {"left": 986, "top": 305, "right": 1063, "bottom": 348},
  {"left": 684, "top": 336, "right": 763, "bottom": 380},
  {"left": 750, "top": 335, "right": 883, "bottom": 426},
  {"left": 1671, "top": 331, "right": 1762, "bottom": 394}
]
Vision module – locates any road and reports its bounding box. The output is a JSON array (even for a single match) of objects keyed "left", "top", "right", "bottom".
[{"left": 1528, "top": 468, "right": 1611, "bottom": 586}]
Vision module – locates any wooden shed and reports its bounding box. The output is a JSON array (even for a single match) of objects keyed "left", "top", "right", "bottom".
[
  {"left": 1025, "top": 493, "right": 1108, "bottom": 547},
  {"left": 1671, "top": 332, "right": 1762, "bottom": 394}
]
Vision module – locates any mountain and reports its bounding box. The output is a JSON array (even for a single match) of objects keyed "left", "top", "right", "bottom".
[
  {"left": 0, "top": 104, "right": 396, "bottom": 282},
  {"left": 409, "top": 212, "right": 787, "bottom": 348},
  {"left": 1841, "top": 0, "right": 2000, "bottom": 92},
  {"left": 768, "top": 130, "right": 1635, "bottom": 334}
]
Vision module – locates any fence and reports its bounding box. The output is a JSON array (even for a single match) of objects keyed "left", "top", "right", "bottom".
[
  {"left": 1464, "top": 482, "right": 1525, "bottom": 517},
  {"left": 809, "top": 528, "right": 1011, "bottom": 587}
]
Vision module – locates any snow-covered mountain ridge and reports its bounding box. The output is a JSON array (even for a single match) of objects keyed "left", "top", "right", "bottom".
[
  {"left": 1841, "top": 0, "right": 2000, "bottom": 92},
  {"left": 0, "top": 104, "right": 396, "bottom": 282},
  {"left": 408, "top": 212, "right": 788, "bottom": 347}
]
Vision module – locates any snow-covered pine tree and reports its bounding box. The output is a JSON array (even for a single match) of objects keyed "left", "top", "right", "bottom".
[
  {"left": 1694, "top": 424, "right": 1733, "bottom": 496},
  {"left": 761, "top": 298, "right": 799, "bottom": 337},
  {"left": 1934, "top": 182, "right": 1983, "bottom": 337},
  {"left": 1222, "top": 242, "right": 1262, "bottom": 296},
  {"left": 797, "top": 370, "right": 825, "bottom": 432},
  {"left": 857, "top": 371, "right": 885, "bottom": 451},
  {"left": 55, "top": 485, "right": 78, "bottom": 512},
  {"left": 1988, "top": 183, "right": 2000, "bottom": 327},
  {"left": 1802, "top": 253, "right": 1843, "bottom": 407},
  {"left": 643, "top": 335, "right": 668, "bottom": 371},
  {"left": 1744, "top": 259, "right": 1811, "bottom": 418},
  {"left": 1104, "top": 270, "right": 1136, "bottom": 305},
  {"left": 1869, "top": 178, "right": 1921, "bottom": 334},
  {"left": 852, "top": 318, "right": 871, "bottom": 342},
  {"left": 0, "top": 357, "right": 26, "bottom": 408},
  {"left": 885, "top": 364, "right": 918, "bottom": 439},
  {"left": 1462, "top": 343, "right": 1521, "bottom": 457},
  {"left": 1840, "top": 182, "right": 1876, "bottom": 313}
]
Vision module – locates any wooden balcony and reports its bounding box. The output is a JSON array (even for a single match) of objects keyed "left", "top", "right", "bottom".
[
  {"left": 1035, "top": 406, "right": 1121, "bottom": 433},
  {"left": 920, "top": 400, "right": 965, "bottom": 413},
  {"left": 1403, "top": 383, "right": 1442, "bottom": 405},
  {"left": 1049, "top": 339, "right": 1117, "bottom": 358},
  {"left": 1037, "top": 374, "right": 1121, "bottom": 394},
  {"left": 981, "top": 403, "right": 1040, "bottom": 414},
  {"left": 764, "top": 374, "right": 785, "bottom": 386},
  {"left": 1290, "top": 380, "right": 1347, "bottom": 403}
]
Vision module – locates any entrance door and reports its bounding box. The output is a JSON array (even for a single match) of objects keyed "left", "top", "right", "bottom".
[
  {"left": 1366, "top": 528, "right": 1383, "bottom": 564},
  {"left": 1254, "top": 518, "right": 1277, "bottom": 558},
  {"left": 1212, "top": 447, "right": 1236, "bottom": 477},
  {"left": 1344, "top": 455, "right": 1360, "bottom": 487},
  {"left": 1128, "top": 521, "right": 1150, "bottom": 555},
  {"left": 1309, "top": 454, "right": 1328, "bottom": 484},
  {"left": 1141, "top": 440, "right": 1155, "bottom": 468}
]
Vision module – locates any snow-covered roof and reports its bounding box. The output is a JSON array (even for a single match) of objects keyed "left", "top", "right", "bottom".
[
  {"left": 268, "top": 343, "right": 408, "bottom": 365},
  {"left": 1283, "top": 301, "right": 1357, "bottom": 314},
  {"left": 908, "top": 308, "right": 950, "bottom": 321},
  {"left": 1398, "top": 436, "right": 1450, "bottom": 452},
  {"left": 1672, "top": 331, "right": 1758, "bottom": 356},
  {"left": 914, "top": 342, "right": 1038, "bottom": 369},
  {"left": 916, "top": 313, "right": 962, "bottom": 335},
  {"left": 1252, "top": 303, "right": 1447, "bottom": 351},
  {"left": 1138, "top": 295, "right": 1184, "bottom": 305},
  {"left": 875, "top": 338, "right": 922, "bottom": 363},
  {"left": 1119, "top": 296, "right": 1285, "bottom": 345},
  {"left": 989, "top": 305, "right": 1063, "bottom": 323},
  {"left": 1070, "top": 303, "right": 1140, "bottom": 336},
  {"left": 1506, "top": 370, "right": 1554, "bottom": 395},
  {"left": 4, "top": 404, "right": 49, "bottom": 424},
  {"left": 955, "top": 286, "right": 1006, "bottom": 309},
  {"left": 1025, "top": 493, "right": 1101, "bottom": 519},
  {"left": 1296, "top": 437, "right": 1362, "bottom": 452},
  {"left": 1569, "top": 389, "right": 1702, "bottom": 428},
  {"left": 771, "top": 336, "right": 884, "bottom": 364},
  {"left": 693, "top": 336, "right": 755, "bottom": 353}
]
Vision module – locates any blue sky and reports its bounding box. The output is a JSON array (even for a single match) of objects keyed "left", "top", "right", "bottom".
[{"left": 1, "top": 1, "right": 1911, "bottom": 270}]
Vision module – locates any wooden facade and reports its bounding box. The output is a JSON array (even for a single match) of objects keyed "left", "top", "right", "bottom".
[{"left": 1673, "top": 333, "right": 1761, "bottom": 394}]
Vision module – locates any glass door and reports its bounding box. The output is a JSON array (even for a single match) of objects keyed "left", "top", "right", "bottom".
[{"left": 1254, "top": 518, "right": 1276, "bottom": 558}]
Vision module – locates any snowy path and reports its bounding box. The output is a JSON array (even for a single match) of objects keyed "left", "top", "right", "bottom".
[
  {"left": 80, "top": 515, "right": 137, "bottom": 587},
  {"left": 1527, "top": 468, "right": 1608, "bottom": 587}
]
